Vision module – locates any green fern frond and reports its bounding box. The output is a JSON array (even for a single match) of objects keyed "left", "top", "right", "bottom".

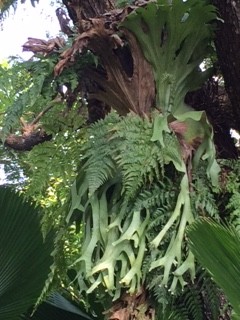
[
  {"left": 25, "top": 139, "right": 74, "bottom": 196},
  {"left": 200, "top": 273, "right": 222, "bottom": 320},
  {"left": 220, "top": 159, "right": 240, "bottom": 233},
  {"left": 191, "top": 162, "right": 219, "bottom": 219},
  {"left": 112, "top": 114, "right": 165, "bottom": 200},
  {"left": 134, "top": 180, "right": 176, "bottom": 213},
  {"left": 81, "top": 113, "right": 120, "bottom": 195},
  {"left": 183, "top": 287, "right": 203, "bottom": 320},
  {"left": 81, "top": 112, "right": 174, "bottom": 200},
  {"left": 149, "top": 268, "right": 222, "bottom": 320}
]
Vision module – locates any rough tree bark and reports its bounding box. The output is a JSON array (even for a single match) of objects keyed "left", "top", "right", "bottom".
[
  {"left": 211, "top": 0, "right": 240, "bottom": 130},
  {"left": 4, "top": 130, "right": 52, "bottom": 151},
  {"left": 62, "top": 0, "right": 115, "bottom": 31}
]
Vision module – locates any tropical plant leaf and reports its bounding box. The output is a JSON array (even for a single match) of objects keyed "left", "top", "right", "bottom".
[
  {"left": 187, "top": 219, "right": 240, "bottom": 315},
  {"left": 21, "top": 293, "right": 93, "bottom": 320},
  {"left": 122, "top": 0, "right": 216, "bottom": 114},
  {"left": 0, "top": 187, "right": 53, "bottom": 320}
]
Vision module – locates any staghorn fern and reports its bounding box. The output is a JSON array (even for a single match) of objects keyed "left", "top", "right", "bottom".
[
  {"left": 68, "top": 112, "right": 183, "bottom": 297},
  {"left": 122, "top": 0, "right": 216, "bottom": 115},
  {"left": 21, "top": 0, "right": 222, "bottom": 316},
  {"left": 81, "top": 112, "right": 174, "bottom": 200},
  {"left": 68, "top": 105, "right": 219, "bottom": 298}
]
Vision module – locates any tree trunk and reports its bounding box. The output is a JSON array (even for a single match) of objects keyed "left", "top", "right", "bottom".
[
  {"left": 62, "top": 0, "right": 115, "bottom": 29},
  {"left": 211, "top": 0, "right": 240, "bottom": 130}
]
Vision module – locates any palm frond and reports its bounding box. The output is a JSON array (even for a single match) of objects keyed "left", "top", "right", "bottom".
[
  {"left": 0, "top": 187, "right": 53, "bottom": 320},
  {"left": 188, "top": 219, "right": 240, "bottom": 315},
  {"left": 22, "top": 292, "right": 93, "bottom": 320}
]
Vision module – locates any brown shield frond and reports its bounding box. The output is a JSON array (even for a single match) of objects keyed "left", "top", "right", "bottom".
[{"left": 54, "top": 13, "right": 155, "bottom": 116}]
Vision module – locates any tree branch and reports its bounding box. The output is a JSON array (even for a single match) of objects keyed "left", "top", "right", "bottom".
[
  {"left": 2, "top": 96, "right": 62, "bottom": 151},
  {"left": 4, "top": 131, "right": 52, "bottom": 151},
  {"left": 30, "top": 95, "right": 63, "bottom": 125}
]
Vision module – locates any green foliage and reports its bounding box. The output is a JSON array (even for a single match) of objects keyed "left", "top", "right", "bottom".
[
  {"left": 0, "top": 56, "right": 91, "bottom": 310},
  {"left": 0, "top": 61, "right": 30, "bottom": 115},
  {"left": 191, "top": 162, "right": 220, "bottom": 219},
  {"left": 188, "top": 219, "right": 240, "bottom": 316},
  {"left": 68, "top": 109, "right": 219, "bottom": 300},
  {"left": 0, "top": 58, "right": 54, "bottom": 137},
  {"left": 0, "top": 148, "right": 24, "bottom": 185},
  {"left": 22, "top": 292, "right": 93, "bottom": 320},
  {"left": 1, "top": 0, "right": 236, "bottom": 319},
  {"left": 0, "top": 52, "right": 90, "bottom": 138},
  {"left": 18, "top": 125, "right": 87, "bottom": 305},
  {"left": 149, "top": 269, "right": 222, "bottom": 320},
  {"left": 220, "top": 160, "right": 240, "bottom": 233},
  {"left": 0, "top": 52, "right": 98, "bottom": 312},
  {"left": 62, "top": 4, "right": 223, "bottom": 317},
  {"left": 122, "top": 0, "right": 216, "bottom": 114},
  {"left": 0, "top": 187, "right": 53, "bottom": 320},
  {"left": 69, "top": 112, "right": 164, "bottom": 298},
  {"left": 0, "top": 0, "right": 39, "bottom": 19},
  {"left": 0, "top": 0, "right": 18, "bottom": 16},
  {"left": 23, "top": 133, "right": 82, "bottom": 196},
  {"left": 68, "top": 112, "right": 173, "bottom": 296},
  {"left": 0, "top": 55, "right": 88, "bottom": 217}
]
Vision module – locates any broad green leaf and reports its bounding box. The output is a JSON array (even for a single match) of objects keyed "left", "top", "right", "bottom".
[
  {"left": 188, "top": 219, "right": 240, "bottom": 315},
  {"left": 22, "top": 292, "right": 93, "bottom": 320},
  {"left": 0, "top": 187, "right": 53, "bottom": 320},
  {"left": 122, "top": 0, "right": 216, "bottom": 113},
  {"left": 151, "top": 113, "right": 171, "bottom": 146}
]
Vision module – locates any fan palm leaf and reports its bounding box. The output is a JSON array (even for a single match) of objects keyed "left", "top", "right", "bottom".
[
  {"left": 21, "top": 293, "right": 94, "bottom": 320},
  {"left": 0, "top": 187, "right": 53, "bottom": 320},
  {"left": 187, "top": 218, "right": 240, "bottom": 315}
]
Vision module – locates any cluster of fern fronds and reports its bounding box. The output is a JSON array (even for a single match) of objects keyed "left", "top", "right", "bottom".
[{"left": 67, "top": 111, "right": 222, "bottom": 309}]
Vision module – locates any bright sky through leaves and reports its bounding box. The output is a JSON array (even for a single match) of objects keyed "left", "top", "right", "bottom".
[
  {"left": 0, "top": 2, "right": 60, "bottom": 60},
  {"left": 0, "top": 2, "right": 61, "bottom": 184}
]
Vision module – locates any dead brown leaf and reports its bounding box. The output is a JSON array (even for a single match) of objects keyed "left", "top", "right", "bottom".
[{"left": 22, "top": 37, "right": 65, "bottom": 56}]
